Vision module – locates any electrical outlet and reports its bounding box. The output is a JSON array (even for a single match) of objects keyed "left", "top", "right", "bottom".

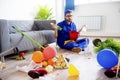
[{"left": 119, "top": 8, "right": 120, "bottom": 13}]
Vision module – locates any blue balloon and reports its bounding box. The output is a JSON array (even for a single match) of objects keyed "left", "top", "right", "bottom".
[{"left": 97, "top": 49, "right": 118, "bottom": 69}]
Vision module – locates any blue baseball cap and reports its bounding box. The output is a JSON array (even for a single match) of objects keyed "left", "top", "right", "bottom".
[{"left": 64, "top": 9, "right": 72, "bottom": 16}]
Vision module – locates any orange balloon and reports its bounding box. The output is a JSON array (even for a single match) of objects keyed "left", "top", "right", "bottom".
[
  {"left": 42, "top": 61, "right": 48, "bottom": 67},
  {"left": 32, "top": 51, "right": 44, "bottom": 63},
  {"left": 47, "top": 59, "right": 55, "bottom": 66},
  {"left": 43, "top": 46, "right": 56, "bottom": 60}
]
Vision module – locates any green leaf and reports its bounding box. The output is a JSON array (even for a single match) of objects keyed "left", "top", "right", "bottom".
[
  {"left": 35, "top": 5, "right": 54, "bottom": 20},
  {"left": 93, "top": 38, "right": 120, "bottom": 55},
  {"left": 57, "top": 26, "right": 62, "bottom": 31}
]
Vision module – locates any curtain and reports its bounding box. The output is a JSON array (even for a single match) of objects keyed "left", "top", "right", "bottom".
[{"left": 65, "top": 0, "right": 75, "bottom": 10}]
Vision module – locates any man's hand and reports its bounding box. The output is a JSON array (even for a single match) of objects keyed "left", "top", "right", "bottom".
[
  {"left": 50, "top": 23, "right": 57, "bottom": 30},
  {"left": 78, "top": 25, "right": 87, "bottom": 33},
  {"left": 50, "top": 23, "right": 58, "bottom": 38}
]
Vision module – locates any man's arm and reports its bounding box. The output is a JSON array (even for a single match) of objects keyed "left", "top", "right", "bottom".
[
  {"left": 50, "top": 23, "right": 58, "bottom": 38},
  {"left": 78, "top": 25, "right": 87, "bottom": 33}
]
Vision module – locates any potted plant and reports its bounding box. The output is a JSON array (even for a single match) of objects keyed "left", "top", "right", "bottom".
[{"left": 34, "top": 5, "right": 54, "bottom": 20}]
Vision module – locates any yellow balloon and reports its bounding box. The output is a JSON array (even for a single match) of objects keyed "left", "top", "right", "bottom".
[{"left": 68, "top": 64, "right": 80, "bottom": 76}]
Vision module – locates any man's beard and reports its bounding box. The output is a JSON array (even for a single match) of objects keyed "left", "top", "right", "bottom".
[{"left": 67, "top": 20, "right": 72, "bottom": 24}]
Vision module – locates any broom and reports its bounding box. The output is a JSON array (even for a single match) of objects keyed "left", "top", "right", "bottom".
[
  {"left": 12, "top": 26, "right": 45, "bottom": 49},
  {"left": 12, "top": 26, "right": 56, "bottom": 60}
]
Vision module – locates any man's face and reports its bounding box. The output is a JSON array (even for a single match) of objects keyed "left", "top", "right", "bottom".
[{"left": 65, "top": 13, "right": 73, "bottom": 22}]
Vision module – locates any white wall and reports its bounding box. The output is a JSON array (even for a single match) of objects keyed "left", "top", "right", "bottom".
[
  {"left": 0, "top": 0, "right": 120, "bottom": 36},
  {"left": 55, "top": 0, "right": 64, "bottom": 23},
  {"left": 73, "top": 1, "right": 120, "bottom": 36},
  {"left": 0, "top": 0, "right": 56, "bottom": 20}
]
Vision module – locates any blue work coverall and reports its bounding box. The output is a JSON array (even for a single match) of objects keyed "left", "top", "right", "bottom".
[{"left": 57, "top": 20, "right": 89, "bottom": 51}]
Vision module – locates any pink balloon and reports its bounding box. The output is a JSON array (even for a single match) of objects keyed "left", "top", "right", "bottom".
[{"left": 43, "top": 46, "right": 57, "bottom": 60}]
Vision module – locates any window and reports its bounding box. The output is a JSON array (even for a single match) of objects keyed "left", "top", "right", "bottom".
[{"left": 75, "top": 0, "right": 120, "bottom": 5}]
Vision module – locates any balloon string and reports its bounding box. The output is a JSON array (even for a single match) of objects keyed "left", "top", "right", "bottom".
[
  {"left": 116, "top": 52, "right": 120, "bottom": 78},
  {"left": 12, "top": 26, "right": 45, "bottom": 49}
]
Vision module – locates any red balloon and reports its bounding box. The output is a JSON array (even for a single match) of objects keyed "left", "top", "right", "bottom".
[{"left": 43, "top": 46, "right": 56, "bottom": 60}]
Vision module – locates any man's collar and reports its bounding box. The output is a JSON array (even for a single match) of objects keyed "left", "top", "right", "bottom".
[{"left": 64, "top": 20, "right": 72, "bottom": 25}]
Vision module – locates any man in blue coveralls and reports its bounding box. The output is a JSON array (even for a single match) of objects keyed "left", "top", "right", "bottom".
[{"left": 51, "top": 10, "right": 89, "bottom": 53}]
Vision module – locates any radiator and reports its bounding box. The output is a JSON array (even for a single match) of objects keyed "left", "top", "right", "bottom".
[{"left": 78, "top": 16, "right": 102, "bottom": 30}]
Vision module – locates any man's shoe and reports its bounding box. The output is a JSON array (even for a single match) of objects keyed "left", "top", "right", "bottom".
[{"left": 71, "top": 47, "right": 82, "bottom": 53}]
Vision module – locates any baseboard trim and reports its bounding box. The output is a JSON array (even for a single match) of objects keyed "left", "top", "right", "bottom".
[{"left": 80, "top": 35, "right": 120, "bottom": 38}]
